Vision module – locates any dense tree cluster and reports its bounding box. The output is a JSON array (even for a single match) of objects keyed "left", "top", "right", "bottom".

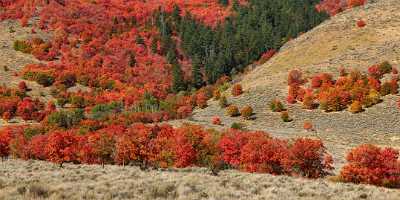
[
  {"left": 0, "top": 85, "right": 50, "bottom": 121},
  {"left": 0, "top": 123, "right": 333, "bottom": 178},
  {"left": 287, "top": 62, "right": 399, "bottom": 113},
  {"left": 0, "top": 0, "right": 329, "bottom": 120}
]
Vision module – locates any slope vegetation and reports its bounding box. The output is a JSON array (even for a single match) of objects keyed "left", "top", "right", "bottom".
[{"left": 176, "top": 0, "right": 400, "bottom": 169}]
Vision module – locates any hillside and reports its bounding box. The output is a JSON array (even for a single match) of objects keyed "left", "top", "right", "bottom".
[{"left": 172, "top": 0, "right": 400, "bottom": 170}]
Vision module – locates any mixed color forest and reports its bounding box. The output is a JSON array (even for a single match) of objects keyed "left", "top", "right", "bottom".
[{"left": 2, "top": 0, "right": 399, "bottom": 190}]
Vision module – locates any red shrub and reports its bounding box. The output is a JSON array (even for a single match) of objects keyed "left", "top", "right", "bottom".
[
  {"left": 18, "top": 81, "right": 28, "bottom": 92},
  {"left": 239, "top": 137, "right": 289, "bottom": 174},
  {"left": 84, "top": 132, "right": 115, "bottom": 165},
  {"left": 16, "top": 98, "right": 45, "bottom": 121},
  {"left": 286, "top": 95, "right": 296, "bottom": 104},
  {"left": 172, "top": 131, "right": 197, "bottom": 168},
  {"left": 368, "top": 76, "right": 381, "bottom": 91},
  {"left": 114, "top": 134, "right": 138, "bottom": 165},
  {"left": 288, "top": 70, "right": 304, "bottom": 86},
  {"left": 196, "top": 91, "right": 208, "bottom": 109},
  {"left": 348, "top": 0, "right": 366, "bottom": 8},
  {"left": 45, "top": 131, "right": 80, "bottom": 166},
  {"left": 0, "top": 97, "right": 18, "bottom": 118},
  {"left": 316, "top": 0, "right": 366, "bottom": 16},
  {"left": 212, "top": 116, "right": 221, "bottom": 125},
  {"left": 219, "top": 130, "right": 269, "bottom": 167},
  {"left": 177, "top": 105, "right": 192, "bottom": 119},
  {"left": 288, "top": 85, "right": 305, "bottom": 103},
  {"left": 29, "top": 135, "right": 48, "bottom": 160},
  {"left": 257, "top": 49, "right": 276, "bottom": 64},
  {"left": 9, "top": 132, "right": 30, "bottom": 159},
  {"left": 240, "top": 105, "right": 253, "bottom": 120},
  {"left": 231, "top": 84, "right": 243, "bottom": 97},
  {"left": 356, "top": 19, "right": 366, "bottom": 28},
  {"left": 303, "top": 121, "right": 313, "bottom": 131},
  {"left": 2, "top": 112, "right": 12, "bottom": 121},
  {"left": 340, "top": 144, "right": 400, "bottom": 188},
  {"left": 311, "top": 75, "right": 323, "bottom": 88},
  {"left": 284, "top": 138, "right": 333, "bottom": 178},
  {"left": 0, "top": 127, "right": 16, "bottom": 158}
]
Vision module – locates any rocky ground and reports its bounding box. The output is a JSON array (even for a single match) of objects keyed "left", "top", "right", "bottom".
[{"left": 0, "top": 159, "right": 399, "bottom": 200}]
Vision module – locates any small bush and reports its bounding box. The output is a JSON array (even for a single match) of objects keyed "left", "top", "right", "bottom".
[
  {"left": 212, "top": 116, "right": 221, "bottom": 125},
  {"left": 231, "top": 84, "right": 243, "bottom": 97},
  {"left": 269, "top": 99, "right": 285, "bottom": 112},
  {"left": 302, "top": 90, "right": 316, "bottom": 109},
  {"left": 213, "top": 89, "right": 221, "bottom": 100},
  {"left": 196, "top": 91, "right": 208, "bottom": 109},
  {"left": 23, "top": 71, "right": 55, "bottom": 87},
  {"left": 226, "top": 105, "right": 239, "bottom": 117},
  {"left": 240, "top": 105, "right": 253, "bottom": 120},
  {"left": 348, "top": 100, "right": 363, "bottom": 113},
  {"left": 13, "top": 40, "right": 32, "bottom": 53},
  {"left": 231, "top": 122, "right": 245, "bottom": 130},
  {"left": 303, "top": 121, "right": 313, "bottom": 131},
  {"left": 356, "top": 20, "right": 366, "bottom": 28},
  {"left": 285, "top": 138, "right": 333, "bottom": 178},
  {"left": 281, "top": 111, "right": 292, "bottom": 122}
]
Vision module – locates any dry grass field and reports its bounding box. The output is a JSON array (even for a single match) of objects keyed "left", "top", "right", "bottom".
[{"left": 1, "top": 159, "right": 399, "bottom": 200}]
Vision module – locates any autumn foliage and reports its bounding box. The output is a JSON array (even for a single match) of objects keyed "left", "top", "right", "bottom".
[
  {"left": 287, "top": 63, "right": 398, "bottom": 113},
  {"left": 240, "top": 105, "right": 253, "bottom": 119},
  {"left": 340, "top": 144, "right": 400, "bottom": 188},
  {"left": 356, "top": 19, "right": 366, "bottom": 28},
  {"left": 0, "top": 123, "right": 337, "bottom": 178},
  {"left": 218, "top": 131, "right": 333, "bottom": 177},
  {"left": 0, "top": 86, "right": 47, "bottom": 121},
  {"left": 316, "top": 0, "right": 366, "bottom": 16},
  {"left": 231, "top": 84, "right": 243, "bottom": 97}
]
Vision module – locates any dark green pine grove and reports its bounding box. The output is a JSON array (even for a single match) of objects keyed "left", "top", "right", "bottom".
[{"left": 156, "top": 0, "right": 328, "bottom": 92}]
